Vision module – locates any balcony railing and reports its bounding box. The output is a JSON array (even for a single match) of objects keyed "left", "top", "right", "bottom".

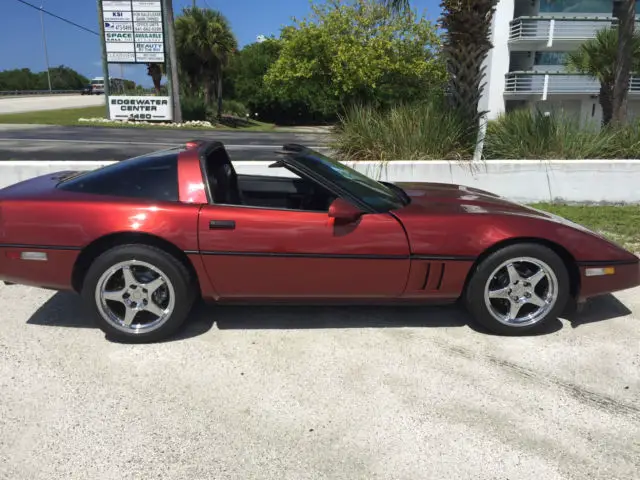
[
  {"left": 504, "top": 72, "right": 640, "bottom": 97},
  {"left": 509, "top": 16, "right": 633, "bottom": 45}
]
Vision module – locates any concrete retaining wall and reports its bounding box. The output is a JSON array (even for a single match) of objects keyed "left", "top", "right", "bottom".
[{"left": 1, "top": 159, "right": 639, "bottom": 204}]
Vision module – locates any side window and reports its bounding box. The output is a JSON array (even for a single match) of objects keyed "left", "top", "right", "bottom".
[{"left": 58, "top": 151, "right": 179, "bottom": 202}]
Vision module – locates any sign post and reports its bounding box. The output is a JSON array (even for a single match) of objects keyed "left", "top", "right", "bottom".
[
  {"left": 97, "top": 0, "right": 180, "bottom": 122},
  {"left": 96, "top": 0, "right": 111, "bottom": 118}
]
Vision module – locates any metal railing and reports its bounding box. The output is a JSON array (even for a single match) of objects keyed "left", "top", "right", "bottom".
[
  {"left": 504, "top": 72, "right": 640, "bottom": 96},
  {"left": 509, "top": 16, "right": 634, "bottom": 44},
  {"left": 0, "top": 90, "right": 83, "bottom": 97}
]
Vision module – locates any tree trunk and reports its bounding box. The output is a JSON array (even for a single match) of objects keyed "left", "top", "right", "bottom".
[
  {"left": 216, "top": 74, "right": 223, "bottom": 120},
  {"left": 612, "top": 0, "right": 636, "bottom": 125},
  {"left": 600, "top": 83, "right": 614, "bottom": 127},
  {"left": 439, "top": 0, "right": 499, "bottom": 147},
  {"left": 204, "top": 83, "right": 212, "bottom": 105}
]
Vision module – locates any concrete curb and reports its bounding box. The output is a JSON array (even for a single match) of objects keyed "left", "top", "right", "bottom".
[{"left": 1, "top": 159, "right": 639, "bottom": 204}]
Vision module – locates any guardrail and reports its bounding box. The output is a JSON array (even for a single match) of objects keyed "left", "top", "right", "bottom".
[{"left": 0, "top": 90, "right": 82, "bottom": 97}]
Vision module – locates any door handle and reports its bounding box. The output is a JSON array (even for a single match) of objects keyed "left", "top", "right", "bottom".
[{"left": 209, "top": 220, "right": 236, "bottom": 230}]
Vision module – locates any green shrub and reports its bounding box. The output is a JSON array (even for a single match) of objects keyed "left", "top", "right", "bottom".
[
  {"left": 180, "top": 95, "right": 211, "bottom": 122},
  {"left": 222, "top": 99, "right": 249, "bottom": 117},
  {"left": 332, "top": 100, "right": 472, "bottom": 161},
  {"left": 483, "top": 108, "right": 640, "bottom": 159}
]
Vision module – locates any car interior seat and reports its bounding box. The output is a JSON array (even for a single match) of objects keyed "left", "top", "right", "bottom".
[{"left": 207, "top": 146, "right": 244, "bottom": 205}]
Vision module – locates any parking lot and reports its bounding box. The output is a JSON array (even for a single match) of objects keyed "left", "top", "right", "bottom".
[{"left": 0, "top": 283, "right": 638, "bottom": 480}]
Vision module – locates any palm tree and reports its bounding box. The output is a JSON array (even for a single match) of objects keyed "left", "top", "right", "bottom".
[
  {"left": 175, "top": 7, "right": 238, "bottom": 119},
  {"left": 383, "top": 0, "right": 498, "bottom": 143},
  {"left": 146, "top": 63, "right": 164, "bottom": 94},
  {"left": 566, "top": 27, "right": 640, "bottom": 126},
  {"left": 611, "top": 0, "right": 637, "bottom": 125}
]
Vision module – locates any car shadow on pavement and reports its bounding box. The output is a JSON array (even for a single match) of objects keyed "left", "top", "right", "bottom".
[
  {"left": 26, "top": 292, "right": 215, "bottom": 343},
  {"left": 26, "top": 292, "right": 632, "bottom": 341},
  {"left": 564, "top": 294, "right": 632, "bottom": 328},
  {"left": 211, "top": 303, "right": 471, "bottom": 330}
]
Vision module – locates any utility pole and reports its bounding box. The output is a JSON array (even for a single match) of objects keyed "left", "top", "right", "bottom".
[
  {"left": 39, "top": 2, "right": 52, "bottom": 92},
  {"left": 162, "top": 0, "right": 182, "bottom": 123}
]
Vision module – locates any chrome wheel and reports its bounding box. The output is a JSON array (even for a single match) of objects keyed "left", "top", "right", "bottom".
[
  {"left": 95, "top": 260, "right": 176, "bottom": 334},
  {"left": 484, "top": 256, "right": 559, "bottom": 327}
]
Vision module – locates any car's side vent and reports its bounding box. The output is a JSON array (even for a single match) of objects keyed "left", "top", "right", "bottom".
[{"left": 421, "top": 262, "right": 445, "bottom": 291}]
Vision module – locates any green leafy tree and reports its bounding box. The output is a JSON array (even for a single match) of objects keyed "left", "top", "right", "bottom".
[
  {"left": 0, "top": 66, "right": 89, "bottom": 91},
  {"left": 566, "top": 27, "right": 640, "bottom": 126},
  {"left": 264, "top": 0, "right": 445, "bottom": 118},
  {"left": 175, "top": 6, "right": 238, "bottom": 118}
]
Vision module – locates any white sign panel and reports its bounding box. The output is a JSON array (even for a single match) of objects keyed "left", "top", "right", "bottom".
[
  {"left": 135, "top": 52, "right": 165, "bottom": 62},
  {"left": 133, "top": 12, "right": 162, "bottom": 22},
  {"left": 102, "top": 1, "right": 131, "bottom": 9},
  {"left": 103, "top": 10, "right": 133, "bottom": 21},
  {"left": 132, "top": 1, "right": 162, "bottom": 11},
  {"left": 109, "top": 96, "right": 172, "bottom": 121},
  {"left": 107, "top": 52, "right": 136, "bottom": 63},
  {"left": 135, "top": 42, "right": 164, "bottom": 53},
  {"left": 106, "top": 32, "right": 133, "bottom": 42},
  {"left": 101, "top": 0, "right": 165, "bottom": 63},
  {"left": 106, "top": 42, "right": 134, "bottom": 53},
  {"left": 133, "top": 22, "right": 163, "bottom": 32},
  {"left": 104, "top": 21, "right": 133, "bottom": 32},
  {"left": 134, "top": 32, "right": 163, "bottom": 42}
]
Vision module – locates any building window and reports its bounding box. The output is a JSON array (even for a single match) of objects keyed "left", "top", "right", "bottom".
[
  {"left": 534, "top": 51, "right": 569, "bottom": 66},
  {"left": 539, "top": 0, "right": 640, "bottom": 14}
]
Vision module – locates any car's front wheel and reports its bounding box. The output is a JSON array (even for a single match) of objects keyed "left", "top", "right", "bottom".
[
  {"left": 81, "top": 244, "right": 196, "bottom": 343},
  {"left": 464, "top": 243, "right": 571, "bottom": 335}
]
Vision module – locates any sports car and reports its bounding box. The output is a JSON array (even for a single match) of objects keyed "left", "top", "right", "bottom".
[{"left": 0, "top": 141, "right": 638, "bottom": 342}]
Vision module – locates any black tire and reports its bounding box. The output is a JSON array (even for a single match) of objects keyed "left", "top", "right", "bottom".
[
  {"left": 81, "top": 244, "right": 197, "bottom": 343},
  {"left": 464, "top": 243, "right": 571, "bottom": 336}
]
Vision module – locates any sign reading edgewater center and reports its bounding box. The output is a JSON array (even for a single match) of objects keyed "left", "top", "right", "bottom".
[
  {"left": 102, "top": 0, "right": 165, "bottom": 63},
  {"left": 109, "top": 96, "right": 173, "bottom": 121}
]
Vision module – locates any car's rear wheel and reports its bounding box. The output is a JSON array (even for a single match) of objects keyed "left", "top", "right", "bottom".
[
  {"left": 81, "top": 244, "right": 196, "bottom": 343},
  {"left": 464, "top": 243, "right": 570, "bottom": 335}
]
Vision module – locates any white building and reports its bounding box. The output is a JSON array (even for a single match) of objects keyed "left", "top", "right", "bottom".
[{"left": 480, "top": 0, "right": 640, "bottom": 127}]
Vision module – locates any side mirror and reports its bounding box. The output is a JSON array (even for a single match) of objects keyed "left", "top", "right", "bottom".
[{"left": 328, "top": 198, "right": 363, "bottom": 224}]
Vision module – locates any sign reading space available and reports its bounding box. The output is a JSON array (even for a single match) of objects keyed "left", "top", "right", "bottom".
[
  {"left": 101, "top": 0, "right": 165, "bottom": 64},
  {"left": 108, "top": 96, "right": 172, "bottom": 121}
]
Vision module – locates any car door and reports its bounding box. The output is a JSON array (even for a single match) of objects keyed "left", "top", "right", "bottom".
[{"left": 197, "top": 203, "right": 411, "bottom": 299}]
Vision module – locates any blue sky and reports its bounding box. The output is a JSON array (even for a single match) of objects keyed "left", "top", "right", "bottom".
[{"left": 1, "top": 0, "right": 441, "bottom": 87}]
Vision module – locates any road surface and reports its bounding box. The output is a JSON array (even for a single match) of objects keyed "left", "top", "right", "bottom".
[
  {"left": 0, "top": 282, "right": 638, "bottom": 479},
  {"left": 0, "top": 95, "right": 105, "bottom": 115},
  {"left": 0, "top": 124, "right": 331, "bottom": 161}
]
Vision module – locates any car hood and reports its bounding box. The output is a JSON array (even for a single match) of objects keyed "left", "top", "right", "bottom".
[
  {"left": 393, "top": 182, "right": 546, "bottom": 217},
  {"left": 392, "top": 181, "right": 607, "bottom": 236}
]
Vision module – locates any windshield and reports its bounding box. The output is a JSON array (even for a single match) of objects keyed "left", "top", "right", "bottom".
[{"left": 290, "top": 149, "right": 407, "bottom": 211}]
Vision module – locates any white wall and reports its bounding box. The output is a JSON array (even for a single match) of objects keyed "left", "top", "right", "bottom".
[
  {"left": 2, "top": 160, "right": 640, "bottom": 204},
  {"left": 478, "top": 0, "right": 515, "bottom": 120}
]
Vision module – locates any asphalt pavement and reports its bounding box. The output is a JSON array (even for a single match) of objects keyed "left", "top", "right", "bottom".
[
  {"left": 0, "top": 282, "right": 638, "bottom": 479},
  {"left": 0, "top": 124, "right": 331, "bottom": 161}
]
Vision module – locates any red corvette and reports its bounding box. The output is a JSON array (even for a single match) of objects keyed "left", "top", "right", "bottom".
[{"left": 0, "top": 141, "right": 638, "bottom": 342}]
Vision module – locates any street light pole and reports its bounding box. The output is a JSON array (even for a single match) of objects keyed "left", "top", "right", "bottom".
[{"left": 39, "top": 2, "right": 52, "bottom": 92}]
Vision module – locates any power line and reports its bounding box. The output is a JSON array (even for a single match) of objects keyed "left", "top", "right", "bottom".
[{"left": 13, "top": 0, "right": 99, "bottom": 36}]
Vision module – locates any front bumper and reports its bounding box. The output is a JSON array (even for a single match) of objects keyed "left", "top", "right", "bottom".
[{"left": 578, "top": 260, "right": 640, "bottom": 300}]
